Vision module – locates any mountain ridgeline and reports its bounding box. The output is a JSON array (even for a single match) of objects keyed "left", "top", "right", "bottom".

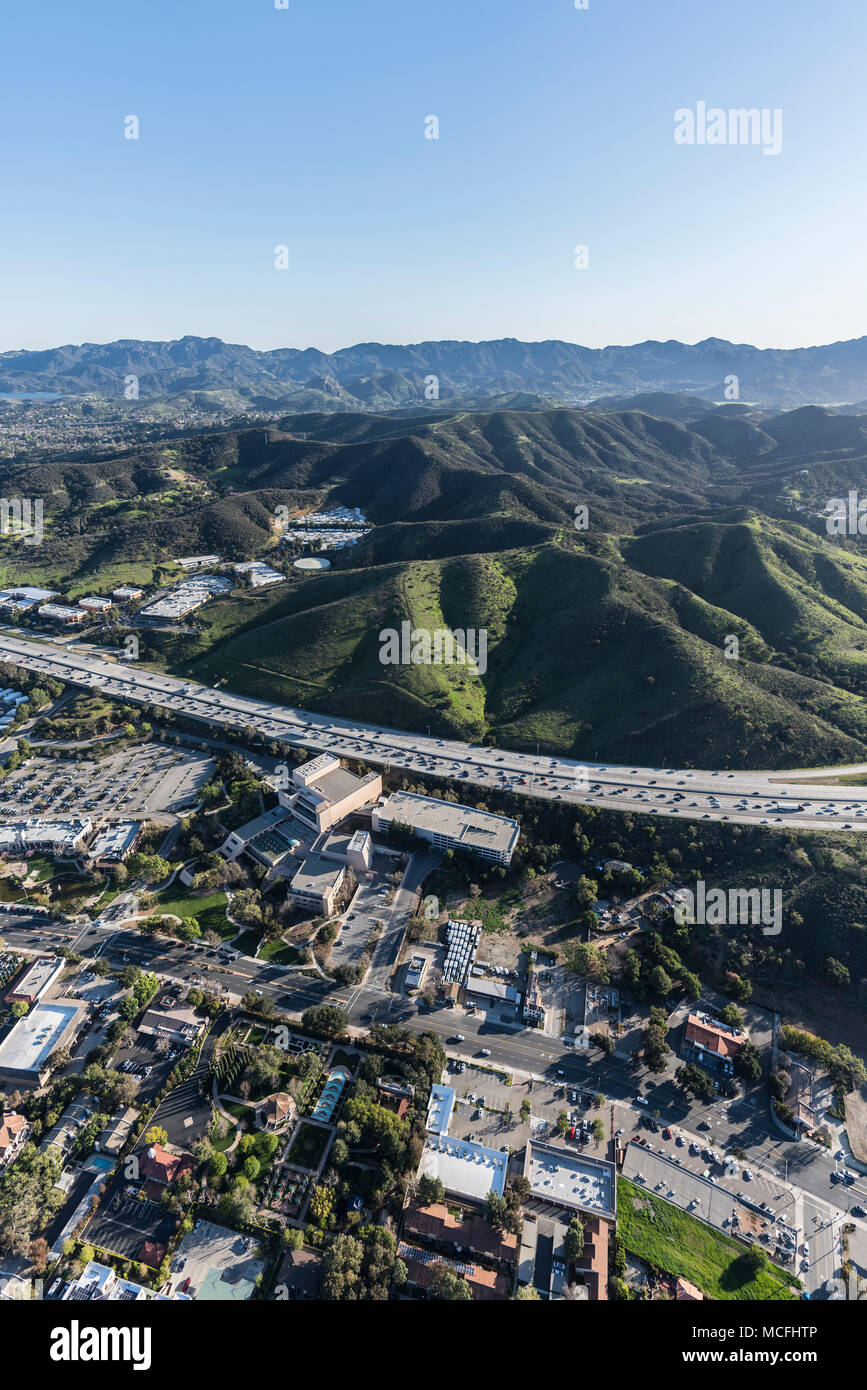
[
  {"left": 7, "top": 333, "right": 867, "bottom": 409},
  {"left": 6, "top": 400, "right": 867, "bottom": 767}
]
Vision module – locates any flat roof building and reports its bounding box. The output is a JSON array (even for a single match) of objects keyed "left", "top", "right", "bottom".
[
  {"left": 279, "top": 753, "right": 382, "bottom": 834},
  {"left": 0, "top": 818, "right": 93, "bottom": 858},
  {"left": 140, "top": 574, "right": 231, "bottom": 621},
  {"left": 419, "top": 1134, "right": 508, "bottom": 1204},
  {"left": 426, "top": 1083, "right": 455, "bottom": 1136},
  {"left": 88, "top": 821, "right": 142, "bottom": 866},
  {"left": 233, "top": 561, "right": 284, "bottom": 587},
  {"left": 0, "top": 1000, "right": 85, "bottom": 1088},
  {"left": 405, "top": 954, "right": 428, "bottom": 993},
  {"left": 524, "top": 1140, "right": 616, "bottom": 1221},
  {"left": 465, "top": 978, "right": 517, "bottom": 1004},
  {"left": 0, "top": 587, "right": 58, "bottom": 613},
  {"left": 372, "top": 790, "right": 519, "bottom": 865},
  {"left": 138, "top": 1000, "right": 205, "bottom": 1046},
  {"left": 37, "top": 603, "right": 86, "bottom": 625},
  {"left": 78, "top": 596, "right": 113, "bottom": 612},
  {"left": 112, "top": 586, "right": 144, "bottom": 601},
  {"left": 288, "top": 852, "right": 347, "bottom": 916},
  {"left": 219, "top": 805, "right": 309, "bottom": 869},
  {"left": 3, "top": 954, "right": 64, "bottom": 1007}
]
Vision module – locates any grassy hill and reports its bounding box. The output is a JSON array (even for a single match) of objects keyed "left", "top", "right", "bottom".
[{"left": 8, "top": 404, "right": 867, "bottom": 766}]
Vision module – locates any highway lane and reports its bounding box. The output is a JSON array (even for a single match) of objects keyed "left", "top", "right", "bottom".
[{"left": 4, "top": 630, "right": 867, "bottom": 831}]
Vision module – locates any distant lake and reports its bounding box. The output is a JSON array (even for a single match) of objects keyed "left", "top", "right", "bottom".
[{"left": 0, "top": 391, "right": 65, "bottom": 400}]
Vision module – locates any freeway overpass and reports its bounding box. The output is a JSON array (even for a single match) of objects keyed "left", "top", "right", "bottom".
[{"left": 2, "top": 630, "right": 867, "bottom": 831}]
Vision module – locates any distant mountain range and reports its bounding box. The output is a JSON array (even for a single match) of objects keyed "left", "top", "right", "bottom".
[{"left": 5, "top": 334, "right": 867, "bottom": 409}]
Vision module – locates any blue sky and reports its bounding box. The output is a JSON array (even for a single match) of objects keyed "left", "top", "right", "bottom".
[{"left": 2, "top": 0, "right": 865, "bottom": 352}]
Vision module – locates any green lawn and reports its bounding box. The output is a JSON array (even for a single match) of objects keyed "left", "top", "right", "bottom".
[
  {"left": 232, "top": 928, "right": 262, "bottom": 956},
  {"left": 153, "top": 888, "right": 235, "bottom": 939},
  {"left": 222, "top": 1101, "right": 255, "bottom": 1127},
  {"left": 288, "top": 1121, "right": 332, "bottom": 1171},
  {"left": 212, "top": 1122, "right": 238, "bottom": 1153},
  {"left": 258, "top": 937, "right": 300, "bottom": 965},
  {"left": 617, "top": 1178, "right": 800, "bottom": 1301}
]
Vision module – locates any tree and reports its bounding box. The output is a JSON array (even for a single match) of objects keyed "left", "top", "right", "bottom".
[
  {"left": 642, "top": 1007, "right": 671, "bottom": 1073},
  {"left": 556, "top": 1110, "right": 569, "bottom": 1136},
  {"left": 742, "top": 1245, "right": 767, "bottom": 1274},
  {"left": 209, "top": 1152, "right": 228, "bottom": 1178},
  {"left": 28, "top": 1236, "right": 49, "bottom": 1272},
  {"left": 591, "top": 1118, "right": 605, "bottom": 1148},
  {"left": 428, "top": 1259, "right": 473, "bottom": 1301},
  {"left": 301, "top": 1006, "right": 348, "bottom": 1041},
  {"left": 416, "top": 1174, "right": 445, "bottom": 1207},
  {"left": 591, "top": 1032, "right": 614, "bottom": 1055},
  {"left": 734, "top": 1041, "right": 762, "bottom": 1083},
  {"left": 592, "top": 1092, "right": 605, "bottom": 1109},
  {"left": 310, "top": 1184, "right": 334, "bottom": 1229},
  {"left": 243, "top": 1156, "right": 261, "bottom": 1182},
  {"left": 483, "top": 1192, "right": 508, "bottom": 1229},
  {"left": 144, "top": 1125, "right": 168, "bottom": 1148},
  {"left": 514, "top": 1285, "right": 541, "bottom": 1299},
  {"left": 675, "top": 1063, "right": 716, "bottom": 1103},
  {"left": 824, "top": 957, "right": 851, "bottom": 986},
  {"left": 648, "top": 965, "right": 673, "bottom": 1000},
  {"left": 563, "top": 1216, "right": 585, "bottom": 1262},
  {"left": 127, "top": 852, "right": 171, "bottom": 884}
]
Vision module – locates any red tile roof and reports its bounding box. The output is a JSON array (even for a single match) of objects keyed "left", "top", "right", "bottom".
[
  {"left": 403, "top": 1202, "right": 518, "bottom": 1263},
  {"left": 139, "top": 1143, "right": 193, "bottom": 1186},
  {"left": 685, "top": 1015, "right": 742, "bottom": 1059},
  {"left": 398, "top": 1243, "right": 509, "bottom": 1301},
  {"left": 0, "top": 1111, "right": 27, "bottom": 1152},
  {"left": 676, "top": 1276, "right": 704, "bottom": 1301}
]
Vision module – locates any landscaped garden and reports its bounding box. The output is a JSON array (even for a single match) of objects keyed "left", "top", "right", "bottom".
[{"left": 288, "top": 1120, "right": 333, "bottom": 1172}]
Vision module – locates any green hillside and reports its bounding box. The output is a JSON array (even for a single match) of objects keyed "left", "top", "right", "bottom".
[{"left": 7, "top": 403, "right": 867, "bottom": 766}]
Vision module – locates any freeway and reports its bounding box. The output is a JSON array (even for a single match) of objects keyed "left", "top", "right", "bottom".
[{"left": 3, "top": 630, "right": 867, "bottom": 831}]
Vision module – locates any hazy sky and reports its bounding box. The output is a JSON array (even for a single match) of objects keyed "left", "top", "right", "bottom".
[{"left": 2, "top": 0, "right": 865, "bottom": 353}]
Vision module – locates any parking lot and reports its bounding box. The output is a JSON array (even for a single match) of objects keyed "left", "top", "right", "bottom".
[
  {"left": 0, "top": 744, "right": 214, "bottom": 820},
  {"left": 85, "top": 1187, "right": 176, "bottom": 1267},
  {"left": 111, "top": 1028, "right": 182, "bottom": 1103},
  {"left": 622, "top": 1142, "right": 800, "bottom": 1266},
  {"left": 332, "top": 866, "right": 396, "bottom": 968},
  {"left": 444, "top": 1063, "right": 603, "bottom": 1153}
]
